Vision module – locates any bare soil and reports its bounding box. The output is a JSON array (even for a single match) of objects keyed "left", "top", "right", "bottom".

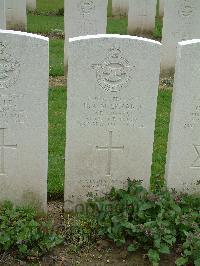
[{"left": 49, "top": 76, "right": 66, "bottom": 87}]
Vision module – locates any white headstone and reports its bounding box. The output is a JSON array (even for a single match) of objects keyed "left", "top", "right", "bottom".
[
  {"left": 64, "top": 34, "right": 161, "bottom": 211},
  {"left": 121, "top": 0, "right": 129, "bottom": 15},
  {"left": 159, "top": 0, "right": 164, "bottom": 17},
  {"left": 6, "top": 0, "right": 27, "bottom": 31},
  {"left": 112, "top": 0, "right": 128, "bottom": 16},
  {"left": 161, "top": 0, "right": 200, "bottom": 75},
  {"left": 128, "top": 0, "right": 157, "bottom": 35},
  {"left": 166, "top": 39, "right": 200, "bottom": 194},
  {"left": 0, "top": 30, "right": 48, "bottom": 211},
  {"left": 26, "top": 0, "right": 36, "bottom": 11},
  {"left": 0, "top": 0, "right": 6, "bottom": 29},
  {"left": 64, "top": 0, "right": 108, "bottom": 75}
]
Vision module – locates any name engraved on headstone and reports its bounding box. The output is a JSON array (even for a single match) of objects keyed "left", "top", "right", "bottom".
[
  {"left": 79, "top": 96, "right": 144, "bottom": 128},
  {"left": 0, "top": 42, "right": 20, "bottom": 90},
  {"left": 0, "top": 94, "right": 25, "bottom": 125},
  {"left": 184, "top": 98, "right": 200, "bottom": 129},
  {"left": 191, "top": 144, "right": 200, "bottom": 168},
  {"left": 92, "top": 48, "right": 134, "bottom": 93},
  {"left": 0, "top": 128, "right": 17, "bottom": 175}
]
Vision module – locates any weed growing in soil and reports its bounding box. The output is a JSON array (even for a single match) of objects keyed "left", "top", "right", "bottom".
[
  {"left": 73, "top": 180, "right": 200, "bottom": 266},
  {"left": 0, "top": 202, "right": 63, "bottom": 259},
  {"left": 65, "top": 214, "right": 98, "bottom": 252}
]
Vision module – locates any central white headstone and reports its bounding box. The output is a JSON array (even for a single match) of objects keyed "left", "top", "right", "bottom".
[
  {"left": 0, "top": 30, "right": 48, "bottom": 211},
  {"left": 166, "top": 39, "right": 200, "bottom": 194},
  {"left": 64, "top": 0, "right": 108, "bottom": 75},
  {"left": 128, "top": 0, "right": 157, "bottom": 35},
  {"left": 64, "top": 34, "right": 161, "bottom": 211},
  {"left": 161, "top": 0, "right": 200, "bottom": 75},
  {"left": 6, "top": 0, "right": 27, "bottom": 31},
  {"left": 0, "top": 0, "right": 6, "bottom": 29}
]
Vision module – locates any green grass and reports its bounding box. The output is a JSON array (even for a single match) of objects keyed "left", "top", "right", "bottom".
[
  {"left": 153, "top": 17, "right": 163, "bottom": 40},
  {"left": 108, "top": 0, "right": 112, "bottom": 17},
  {"left": 36, "top": 0, "right": 64, "bottom": 13},
  {"left": 48, "top": 87, "right": 66, "bottom": 197},
  {"left": 28, "top": 14, "right": 64, "bottom": 33},
  {"left": 49, "top": 40, "right": 64, "bottom": 76},
  {"left": 151, "top": 89, "right": 172, "bottom": 189},
  {"left": 107, "top": 17, "right": 128, "bottom": 35}
]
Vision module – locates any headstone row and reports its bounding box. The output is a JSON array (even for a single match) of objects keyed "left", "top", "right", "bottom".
[
  {"left": 161, "top": 0, "right": 200, "bottom": 75},
  {"left": 0, "top": 0, "right": 36, "bottom": 31},
  {"left": 1, "top": 2, "right": 200, "bottom": 212}
]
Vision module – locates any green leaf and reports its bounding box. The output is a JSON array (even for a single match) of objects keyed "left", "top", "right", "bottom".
[
  {"left": 19, "top": 244, "right": 28, "bottom": 254},
  {"left": 148, "top": 249, "right": 160, "bottom": 266},
  {"left": 159, "top": 244, "right": 170, "bottom": 254},
  {"left": 195, "top": 258, "right": 200, "bottom": 266},
  {"left": 139, "top": 202, "right": 152, "bottom": 211},
  {"left": 128, "top": 243, "right": 139, "bottom": 252},
  {"left": 176, "top": 257, "right": 188, "bottom": 266}
]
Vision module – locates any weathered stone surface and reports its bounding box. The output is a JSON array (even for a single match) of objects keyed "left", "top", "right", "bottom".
[
  {"left": 26, "top": 0, "right": 36, "bottom": 11},
  {"left": 161, "top": 0, "right": 200, "bottom": 75},
  {"left": 112, "top": 0, "right": 128, "bottom": 16},
  {"left": 0, "top": 30, "right": 48, "bottom": 211},
  {"left": 128, "top": 0, "right": 157, "bottom": 35},
  {"left": 64, "top": 34, "right": 161, "bottom": 211},
  {"left": 166, "top": 39, "right": 200, "bottom": 194},
  {"left": 64, "top": 0, "right": 108, "bottom": 75},
  {"left": 0, "top": 0, "right": 6, "bottom": 29},
  {"left": 5, "top": 0, "right": 27, "bottom": 31},
  {"left": 159, "top": 0, "right": 164, "bottom": 17}
]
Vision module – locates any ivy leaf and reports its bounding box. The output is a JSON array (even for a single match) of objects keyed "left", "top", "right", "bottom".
[
  {"left": 176, "top": 257, "right": 188, "bottom": 266},
  {"left": 194, "top": 258, "right": 200, "bottom": 266},
  {"left": 148, "top": 249, "right": 160, "bottom": 266},
  {"left": 128, "top": 243, "right": 139, "bottom": 252},
  {"left": 159, "top": 244, "right": 170, "bottom": 254}
]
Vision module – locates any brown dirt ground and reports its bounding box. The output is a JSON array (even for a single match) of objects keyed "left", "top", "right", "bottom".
[
  {"left": 0, "top": 201, "right": 178, "bottom": 266},
  {"left": 49, "top": 76, "right": 66, "bottom": 87}
]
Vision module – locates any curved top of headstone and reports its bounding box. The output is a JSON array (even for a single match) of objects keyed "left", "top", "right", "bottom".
[
  {"left": 178, "top": 38, "right": 200, "bottom": 46},
  {"left": 69, "top": 34, "right": 162, "bottom": 46},
  {"left": 0, "top": 29, "right": 49, "bottom": 41}
]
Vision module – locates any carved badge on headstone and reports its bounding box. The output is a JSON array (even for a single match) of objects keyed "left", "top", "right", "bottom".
[
  {"left": 0, "top": 41, "right": 20, "bottom": 90},
  {"left": 92, "top": 48, "right": 134, "bottom": 93},
  {"left": 179, "top": 0, "right": 193, "bottom": 17},
  {"left": 78, "top": 0, "right": 95, "bottom": 16}
]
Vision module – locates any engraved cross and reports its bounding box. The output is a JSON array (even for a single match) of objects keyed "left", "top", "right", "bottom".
[
  {"left": 0, "top": 128, "right": 17, "bottom": 175},
  {"left": 96, "top": 131, "right": 124, "bottom": 176}
]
